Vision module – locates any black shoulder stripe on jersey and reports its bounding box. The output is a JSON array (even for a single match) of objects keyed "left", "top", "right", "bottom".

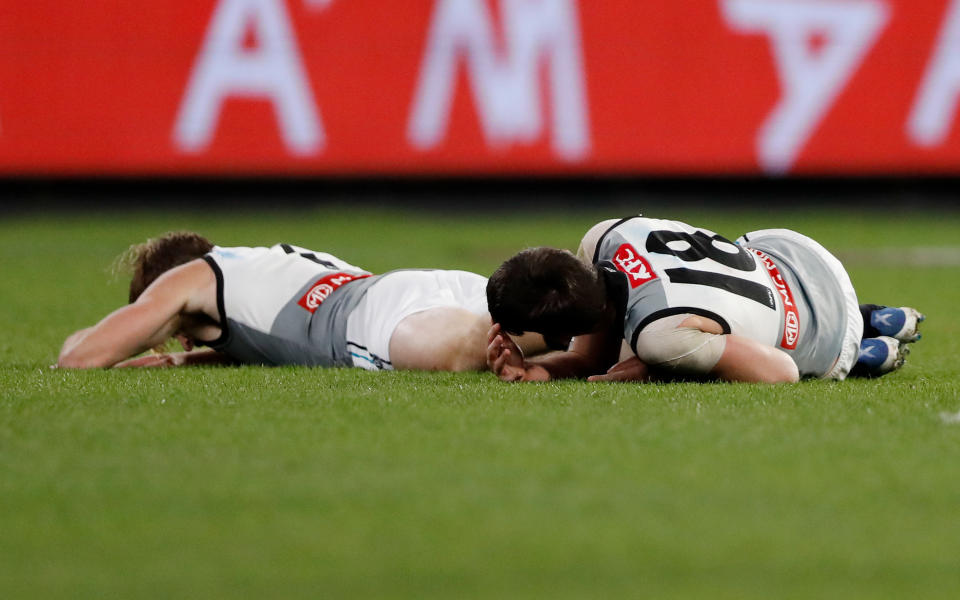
[
  {"left": 592, "top": 216, "right": 640, "bottom": 264},
  {"left": 630, "top": 308, "right": 731, "bottom": 354},
  {"left": 202, "top": 256, "right": 230, "bottom": 348},
  {"left": 281, "top": 242, "right": 338, "bottom": 268},
  {"left": 299, "top": 253, "right": 337, "bottom": 268}
]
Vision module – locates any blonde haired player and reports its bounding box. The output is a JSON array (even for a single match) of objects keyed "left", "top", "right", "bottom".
[{"left": 58, "top": 232, "right": 543, "bottom": 371}]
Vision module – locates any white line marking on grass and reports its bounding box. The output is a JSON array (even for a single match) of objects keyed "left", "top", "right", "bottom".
[
  {"left": 939, "top": 410, "right": 960, "bottom": 424},
  {"left": 839, "top": 247, "right": 960, "bottom": 267}
]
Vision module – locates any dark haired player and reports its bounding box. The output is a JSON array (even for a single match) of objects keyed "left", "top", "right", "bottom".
[
  {"left": 58, "top": 232, "right": 543, "bottom": 371},
  {"left": 486, "top": 217, "right": 924, "bottom": 384}
]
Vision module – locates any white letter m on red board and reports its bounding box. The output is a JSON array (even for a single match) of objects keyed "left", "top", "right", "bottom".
[{"left": 408, "top": 0, "right": 590, "bottom": 161}]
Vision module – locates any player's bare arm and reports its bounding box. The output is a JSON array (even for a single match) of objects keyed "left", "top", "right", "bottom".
[
  {"left": 57, "top": 260, "right": 217, "bottom": 369},
  {"left": 586, "top": 355, "right": 651, "bottom": 383},
  {"left": 586, "top": 337, "right": 797, "bottom": 384},
  {"left": 114, "top": 349, "right": 235, "bottom": 368},
  {"left": 709, "top": 335, "right": 799, "bottom": 383},
  {"left": 624, "top": 314, "right": 799, "bottom": 384},
  {"left": 487, "top": 322, "right": 621, "bottom": 382},
  {"left": 671, "top": 315, "right": 797, "bottom": 383}
]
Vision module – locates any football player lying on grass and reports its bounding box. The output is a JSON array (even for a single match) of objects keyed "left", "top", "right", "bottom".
[
  {"left": 485, "top": 216, "right": 925, "bottom": 384},
  {"left": 58, "top": 232, "right": 544, "bottom": 371}
]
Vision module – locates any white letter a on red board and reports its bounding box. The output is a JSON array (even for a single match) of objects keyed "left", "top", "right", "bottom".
[{"left": 174, "top": 0, "right": 323, "bottom": 155}]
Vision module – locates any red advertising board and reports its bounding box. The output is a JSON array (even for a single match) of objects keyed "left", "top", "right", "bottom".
[{"left": 3, "top": 0, "right": 960, "bottom": 176}]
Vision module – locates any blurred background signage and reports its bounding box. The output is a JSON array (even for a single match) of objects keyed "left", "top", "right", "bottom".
[{"left": 3, "top": 0, "right": 960, "bottom": 176}]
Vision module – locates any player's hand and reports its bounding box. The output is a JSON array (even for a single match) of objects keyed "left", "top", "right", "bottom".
[
  {"left": 487, "top": 323, "right": 550, "bottom": 382},
  {"left": 114, "top": 353, "right": 184, "bottom": 368},
  {"left": 587, "top": 355, "right": 650, "bottom": 383},
  {"left": 487, "top": 323, "right": 526, "bottom": 381}
]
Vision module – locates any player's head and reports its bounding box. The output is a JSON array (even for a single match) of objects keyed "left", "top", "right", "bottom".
[
  {"left": 487, "top": 247, "right": 607, "bottom": 346},
  {"left": 122, "top": 231, "right": 214, "bottom": 302}
]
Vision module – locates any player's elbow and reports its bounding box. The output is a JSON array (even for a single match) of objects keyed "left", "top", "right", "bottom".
[
  {"left": 751, "top": 347, "right": 799, "bottom": 383},
  {"left": 57, "top": 355, "right": 97, "bottom": 369},
  {"left": 762, "top": 355, "right": 800, "bottom": 384},
  {"left": 57, "top": 354, "right": 94, "bottom": 369},
  {"left": 57, "top": 347, "right": 113, "bottom": 369}
]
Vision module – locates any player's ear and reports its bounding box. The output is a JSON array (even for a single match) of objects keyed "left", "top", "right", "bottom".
[{"left": 175, "top": 334, "right": 194, "bottom": 352}]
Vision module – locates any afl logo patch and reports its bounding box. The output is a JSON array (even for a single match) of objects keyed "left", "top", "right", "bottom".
[
  {"left": 613, "top": 243, "right": 658, "bottom": 289},
  {"left": 297, "top": 273, "right": 370, "bottom": 313}
]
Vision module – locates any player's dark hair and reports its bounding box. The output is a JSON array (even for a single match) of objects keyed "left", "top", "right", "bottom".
[
  {"left": 487, "top": 247, "right": 607, "bottom": 340},
  {"left": 122, "top": 231, "right": 214, "bottom": 303}
]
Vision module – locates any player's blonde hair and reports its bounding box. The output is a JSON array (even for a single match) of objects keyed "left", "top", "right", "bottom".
[{"left": 115, "top": 231, "right": 214, "bottom": 303}]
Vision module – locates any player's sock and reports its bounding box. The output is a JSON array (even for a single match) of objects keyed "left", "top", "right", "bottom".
[
  {"left": 862, "top": 306, "right": 925, "bottom": 343},
  {"left": 850, "top": 336, "right": 909, "bottom": 377}
]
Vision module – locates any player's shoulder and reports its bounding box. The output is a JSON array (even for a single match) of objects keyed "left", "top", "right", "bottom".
[
  {"left": 139, "top": 258, "right": 216, "bottom": 307},
  {"left": 206, "top": 244, "right": 265, "bottom": 261},
  {"left": 576, "top": 219, "right": 627, "bottom": 264},
  {"left": 585, "top": 219, "right": 624, "bottom": 238}
]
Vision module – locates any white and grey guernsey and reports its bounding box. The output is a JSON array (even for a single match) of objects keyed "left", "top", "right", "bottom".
[
  {"left": 586, "top": 217, "right": 854, "bottom": 378},
  {"left": 202, "top": 244, "right": 381, "bottom": 366}
]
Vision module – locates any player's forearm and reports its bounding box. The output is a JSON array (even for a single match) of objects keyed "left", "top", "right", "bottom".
[
  {"left": 57, "top": 328, "right": 121, "bottom": 369},
  {"left": 527, "top": 350, "right": 605, "bottom": 380},
  {"left": 114, "top": 349, "right": 234, "bottom": 368},
  {"left": 57, "top": 320, "right": 170, "bottom": 368},
  {"left": 178, "top": 349, "right": 234, "bottom": 366},
  {"left": 58, "top": 328, "right": 92, "bottom": 360},
  {"left": 58, "top": 301, "right": 184, "bottom": 369},
  {"left": 710, "top": 335, "right": 799, "bottom": 383},
  {"left": 58, "top": 334, "right": 136, "bottom": 369}
]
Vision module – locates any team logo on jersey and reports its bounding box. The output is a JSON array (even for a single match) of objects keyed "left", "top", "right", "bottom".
[
  {"left": 613, "top": 243, "right": 658, "bottom": 289},
  {"left": 297, "top": 273, "right": 370, "bottom": 313},
  {"left": 784, "top": 310, "right": 799, "bottom": 348},
  {"left": 752, "top": 249, "right": 799, "bottom": 350}
]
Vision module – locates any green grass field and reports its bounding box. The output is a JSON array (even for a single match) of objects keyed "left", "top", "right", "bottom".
[{"left": 2, "top": 203, "right": 959, "bottom": 599}]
